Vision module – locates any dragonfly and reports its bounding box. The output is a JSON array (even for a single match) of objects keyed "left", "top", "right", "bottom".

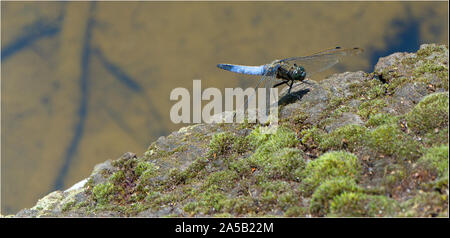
[{"left": 217, "top": 47, "right": 363, "bottom": 113}]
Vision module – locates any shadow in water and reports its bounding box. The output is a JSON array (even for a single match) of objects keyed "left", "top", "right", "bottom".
[
  {"left": 1, "top": 18, "right": 62, "bottom": 61},
  {"left": 52, "top": 2, "right": 96, "bottom": 191}
]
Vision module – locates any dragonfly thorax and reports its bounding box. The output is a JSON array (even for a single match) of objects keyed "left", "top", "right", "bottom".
[{"left": 276, "top": 63, "right": 306, "bottom": 82}]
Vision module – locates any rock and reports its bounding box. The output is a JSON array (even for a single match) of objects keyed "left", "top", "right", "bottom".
[
  {"left": 90, "top": 159, "right": 117, "bottom": 186},
  {"left": 324, "top": 112, "right": 364, "bottom": 133},
  {"left": 14, "top": 44, "right": 449, "bottom": 217},
  {"left": 321, "top": 71, "right": 367, "bottom": 98},
  {"left": 386, "top": 82, "right": 429, "bottom": 115},
  {"left": 374, "top": 52, "right": 415, "bottom": 73},
  {"left": 65, "top": 178, "right": 88, "bottom": 192}
]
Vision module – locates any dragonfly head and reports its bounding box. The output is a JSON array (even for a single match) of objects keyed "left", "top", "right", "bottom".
[{"left": 291, "top": 64, "right": 306, "bottom": 81}]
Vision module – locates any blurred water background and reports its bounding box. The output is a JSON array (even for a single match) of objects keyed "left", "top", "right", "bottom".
[{"left": 1, "top": 1, "right": 448, "bottom": 214}]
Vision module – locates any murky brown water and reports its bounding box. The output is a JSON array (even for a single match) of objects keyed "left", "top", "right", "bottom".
[{"left": 1, "top": 1, "right": 448, "bottom": 214}]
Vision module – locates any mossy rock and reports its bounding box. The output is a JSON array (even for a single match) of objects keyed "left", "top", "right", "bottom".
[
  {"left": 14, "top": 44, "right": 449, "bottom": 218},
  {"left": 207, "top": 132, "right": 236, "bottom": 157},
  {"left": 366, "top": 113, "right": 398, "bottom": 128},
  {"left": 309, "top": 177, "right": 362, "bottom": 216},
  {"left": 249, "top": 147, "right": 306, "bottom": 181},
  {"left": 416, "top": 145, "right": 449, "bottom": 178},
  {"left": 366, "top": 123, "right": 422, "bottom": 160},
  {"left": 299, "top": 126, "right": 326, "bottom": 149},
  {"left": 134, "top": 161, "right": 160, "bottom": 182},
  {"left": 357, "top": 98, "right": 387, "bottom": 120},
  {"left": 320, "top": 124, "right": 368, "bottom": 152},
  {"left": 405, "top": 92, "right": 449, "bottom": 135},
  {"left": 399, "top": 191, "right": 448, "bottom": 217},
  {"left": 301, "top": 151, "right": 361, "bottom": 194},
  {"left": 92, "top": 182, "right": 115, "bottom": 206},
  {"left": 329, "top": 192, "right": 399, "bottom": 217}
]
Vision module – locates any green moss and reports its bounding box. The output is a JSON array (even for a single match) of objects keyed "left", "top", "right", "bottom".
[
  {"left": 367, "top": 124, "right": 401, "bottom": 156},
  {"left": 292, "top": 111, "right": 309, "bottom": 125},
  {"left": 423, "top": 128, "right": 449, "bottom": 147},
  {"left": 382, "top": 163, "right": 408, "bottom": 189},
  {"left": 334, "top": 105, "right": 352, "bottom": 116},
  {"left": 416, "top": 44, "right": 447, "bottom": 58},
  {"left": 284, "top": 206, "right": 307, "bottom": 217},
  {"left": 173, "top": 144, "right": 188, "bottom": 154},
  {"left": 366, "top": 113, "right": 397, "bottom": 127},
  {"left": 228, "top": 156, "right": 252, "bottom": 177},
  {"left": 257, "top": 181, "right": 299, "bottom": 210},
  {"left": 329, "top": 96, "right": 345, "bottom": 109},
  {"left": 213, "top": 213, "right": 233, "bottom": 218},
  {"left": 329, "top": 192, "right": 366, "bottom": 216},
  {"left": 207, "top": 132, "right": 235, "bottom": 157},
  {"left": 135, "top": 161, "right": 159, "bottom": 181},
  {"left": 357, "top": 99, "right": 387, "bottom": 120},
  {"left": 259, "top": 181, "right": 289, "bottom": 206},
  {"left": 301, "top": 151, "right": 361, "bottom": 194},
  {"left": 92, "top": 182, "right": 115, "bottom": 206},
  {"left": 267, "top": 126, "right": 299, "bottom": 148},
  {"left": 414, "top": 61, "right": 447, "bottom": 76},
  {"left": 299, "top": 127, "right": 326, "bottom": 149},
  {"left": 112, "top": 155, "right": 138, "bottom": 171},
  {"left": 250, "top": 148, "right": 305, "bottom": 180},
  {"left": 231, "top": 135, "right": 250, "bottom": 154},
  {"left": 221, "top": 196, "right": 254, "bottom": 215},
  {"left": 61, "top": 200, "right": 76, "bottom": 212},
  {"left": 73, "top": 200, "right": 89, "bottom": 210},
  {"left": 148, "top": 191, "right": 182, "bottom": 210},
  {"left": 247, "top": 126, "right": 271, "bottom": 148},
  {"left": 182, "top": 169, "right": 244, "bottom": 215},
  {"left": 435, "top": 71, "right": 449, "bottom": 91},
  {"left": 128, "top": 202, "right": 151, "bottom": 215},
  {"left": 145, "top": 191, "right": 162, "bottom": 204},
  {"left": 143, "top": 144, "right": 169, "bottom": 159},
  {"left": 386, "top": 76, "right": 410, "bottom": 94},
  {"left": 245, "top": 127, "right": 302, "bottom": 180},
  {"left": 400, "top": 191, "right": 448, "bottom": 217},
  {"left": 181, "top": 157, "right": 209, "bottom": 180},
  {"left": 132, "top": 184, "right": 148, "bottom": 201},
  {"left": 329, "top": 192, "right": 399, "bottom": 217},
  {"left": 309, "top": 177, "right": 361, "bottom": 216},
  {"left": 405, "top": 92, "right": 449, "bottom": 135},
  {"left": 348, "top": 75, "right": 388, "bottom": 100},
  {"left": 202, "top": 170, "right": 239, "bottom": 191},
  {"left": 417, "top": 145, "right": 449, "bottom": 178},
  {"left": 194, "top": 186, "right": 228, "bottom": 214},
  {"left": 320, "top": 124, "right": 368, "bottom": 152},
  {"left": 278, "top": 191, "right": 299, "bottom": 210},
  {"left": 367, "top": 123, "right": 422, "bottom": 160},
  {"left": 109, "top": 170, "right": 125, "bottom": 183},
  {"left": 250, "top": 126, "right": 298, "bottom": 156},
  {"left": 366, "top": 82, "right": 387, "bottom": 100},
  {"left": 429, "top": 175, "right": 449, "bottom": 194}
]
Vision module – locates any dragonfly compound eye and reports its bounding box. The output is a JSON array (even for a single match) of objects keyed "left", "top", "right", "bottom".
[{"left": 291, "top": 67, "right": 306, "bottom": 81}]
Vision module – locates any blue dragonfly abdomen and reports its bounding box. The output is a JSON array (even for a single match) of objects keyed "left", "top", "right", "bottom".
[{"left": 217, "top": 63, "right": 267, "bottom": 76}]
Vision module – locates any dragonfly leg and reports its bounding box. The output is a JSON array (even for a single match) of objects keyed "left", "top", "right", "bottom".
[
  {"left": 287, "top": 80, "right": 294, "bottom": 94},
  {"left": 273, "top": 81, "right": 288, "bottom": 88}
]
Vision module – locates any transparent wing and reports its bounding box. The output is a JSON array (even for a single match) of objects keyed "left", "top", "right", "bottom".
[
  {"left": 244, "top": 67, "right": 278, "bottom": 109},
  {"left": 262, "top": 71, "right": 278, "bottom": 119},
  {"left": 282, "top": 47, "right": 363, "bottom": 76},
  {"left": 240, "top": 65, "right": 279, "bottom": 122}
]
